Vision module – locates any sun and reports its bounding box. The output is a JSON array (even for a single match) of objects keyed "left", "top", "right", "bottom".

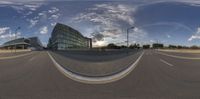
[{"left": 94, "top": 41, "right": 106, "bottom": 47}]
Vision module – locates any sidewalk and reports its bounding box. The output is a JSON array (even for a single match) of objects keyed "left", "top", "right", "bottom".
[{"left": 0, "top": 50, "right": 31, "bottom": 57}]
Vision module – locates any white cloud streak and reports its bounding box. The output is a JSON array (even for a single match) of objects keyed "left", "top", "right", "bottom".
[
  {"left": 28, "top": 19, "right": 39, "bottom": 27},
  {"left": 188, "top": 27, "right": 200, "bottom": 41},
  {"left": 0, "top": 27, "right": 10, "bottom": 35},
  {"left": 48, "top": 7, "right": 59, "bottom": 14},
  {"left": 0, "top": 32, "right": 21, "bottom": 39},
  {"left": 26, "top": 7, "right": 60, "bottom": 28},
  {"left": 0, "top": 27, "right": 21, "bottom": 41},
  {"left": 39, "top": 26, "right": 48, "bottom": 34},
  {"left": 73, "top": 3, "right": 142, "bottom": 46}
]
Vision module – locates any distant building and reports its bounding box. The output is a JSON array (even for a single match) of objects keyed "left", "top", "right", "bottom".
[
  {"left": 28, "top": 37, "right": 43, "bottom": 50},
  {"left": 143, "top": 45, "right": 150, "bottom": 49},
  {"left": 152, "top": 43, "right": 164, "bottom": 49},
  {"left": 0, "top": 37, "right": 43, "bottom": 50},
  {"left": 48, "top": 23, "right": 92, "bottom": 50}
]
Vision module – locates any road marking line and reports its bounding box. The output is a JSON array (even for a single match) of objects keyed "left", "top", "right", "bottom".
[
  {"left": 0, "top": 52, "right": 34, "bottom": 60},
  {"left": 155, "top": 51, "right": 200, "bottom": 60},
  {"left": 160, "top": 59, "right": 174, "bottom": 66},
  {"left": 47, "top": 51, "right": 144, "bottom": 84}
]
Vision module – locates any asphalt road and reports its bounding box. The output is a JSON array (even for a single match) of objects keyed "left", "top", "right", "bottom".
[
  {"left": 0, "top": 50, "right": 200, "bottom": 98},
  {"left": 49, "top": 50, "right": 143, "bottom": 77}
]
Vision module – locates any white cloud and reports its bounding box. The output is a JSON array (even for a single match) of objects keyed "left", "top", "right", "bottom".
[
  {"left": 26, "top": 7, "right": 60, "bottom": 27},
  {"left": 48, "top": 7, "right": 59, "bottom": 14},
  {"left": 150, "top": 40, "right": 156, "bottom": 43},
  {"left": 0, "top": 27, "right": 21, "bottom": 41},
  {"left": 27, "top": 19, "right": 39, "bottom": 27},
  {"left": 74, "top": 4, "right": 135, "bottom": 25},
  {"left": 39, "top": 26, "right": 48, "bottom": 34},
  {"left": 139, "top": 0, "right": 200, "bottom": 6},
  {"left": 0, "top": 1, "right": 14, "bottom": 5},
  {"left": 73, "top": 3, "right": 139, "bottom": 46},
  {"left": 0, "top": 27, "right": 10, "bottom": 34},
  {"left": 0, "top": 32, "right": 21, "bottom": 39},
  {"left": 24, "top": 11, "right": 33, "bottom": 16},
  {"left": 0, "top": 0, "right": 45, "bottom": 4},
  {"left": 50, "top": 22, "right": 56, "bottom": 26},
  {"left": 24, "top": 4, "right": 41, "bottom": 11},
  {"left": 128, "top": 27, "right": 148, "bottom": 43},
  {"left": 10, "top": 3, "right": 42, "bottom": 13},
  {"left": 167, "top": 34, "right": 171, "bottom": 38},
  {"left": 38, "top": 12, "right": 45, "bottom": 16},
  {"left": 168, "top": 0, "right": 200, "bottom": 6},
  {"left": 93, "top": 41, "right": 107, "bottom": 47},
  {"left": 188, "top": 27, "right": 200, "bottom": 41},
  {"left": 49, "top": 14, "right": 61, "bottom": 20},
  {"left": 0, "top": 1, "right": 44, "bottom": 19}
]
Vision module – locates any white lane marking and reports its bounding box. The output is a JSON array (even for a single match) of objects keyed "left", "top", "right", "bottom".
[
  {"left": 156, "top": 51, "right": 200, "bottom": 60},
  {"left": 160, "top": 59, "right": 174, "bottom": 66},
  {"left": 47, "top": 51, "right": 144, "bottom": 84}
]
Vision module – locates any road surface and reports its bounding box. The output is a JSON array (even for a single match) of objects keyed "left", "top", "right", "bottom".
[{"left": 0, "top": 50, "right": 200, "bottom": 99}]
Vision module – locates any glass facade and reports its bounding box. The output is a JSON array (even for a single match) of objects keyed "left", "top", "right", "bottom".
[
  {"left": 48, "top": 23, "right": 92, "bottom": 50},
  {"left": 1, "top": 37, "right": 43, "bottom": 50}
]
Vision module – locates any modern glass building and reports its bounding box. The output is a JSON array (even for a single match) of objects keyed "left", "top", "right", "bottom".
[
  {"left": 0, "top": 37, "right": 43, "bottom": 50},
  {"left": 48, "top": 23, "right": 92, "bottom": 50}
]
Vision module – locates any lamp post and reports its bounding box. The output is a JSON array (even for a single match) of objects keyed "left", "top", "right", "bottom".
[
  {"left": 126, "top": 26, "right": 135, "bottom": 48},
  {"left": 14, "top": 27, "right": 21, "bottom": 53}
]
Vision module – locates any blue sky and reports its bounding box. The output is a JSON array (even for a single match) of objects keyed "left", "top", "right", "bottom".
[{"left": 0, "top": 0, "right": 200, "bottom": 47}]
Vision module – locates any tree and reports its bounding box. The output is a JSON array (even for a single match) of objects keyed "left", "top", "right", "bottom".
[
  {"left": 168, "top": 45, "right": 177, "bottom": 49},
  {"left": 130, "top": 43, "right": 140, "bottom": 49},
  {"left": 177, "top": 45, "right": 183, "bottom": 49},
  {"left": 106, "top": 43, "right": 119, "bottom": 49},
  {"left": 120, "top": 45, "right": 127, "bottom": 49},
  {"left": 190, "top": 45, "right": 199, "bottom": 49}
]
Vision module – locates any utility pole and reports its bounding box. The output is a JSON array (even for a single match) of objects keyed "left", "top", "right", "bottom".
[
  {"left": 14, "top": 27, "right": 21, "bottom": 53},
  {"left": 127, "top": 26, "right": 135, "bottom": 48},
  {"left": 126, "top": 26, "right": 135, "bottom": 54}
]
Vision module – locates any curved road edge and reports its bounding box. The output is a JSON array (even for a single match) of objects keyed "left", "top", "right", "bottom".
[{"left": 47, "top": 51, "right": 144, "bottom": 84}]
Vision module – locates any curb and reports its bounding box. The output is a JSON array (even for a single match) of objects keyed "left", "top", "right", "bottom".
[{"left": 47, "top": 51, "right": 144, "bottom": 84}]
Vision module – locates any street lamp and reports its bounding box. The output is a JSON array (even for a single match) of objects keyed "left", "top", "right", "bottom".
[
  {"left": 127, "top": 26, "right": 135, "bottom": 48},
  {"left": 14, "top": 27, "right": 21, "bottom": 53}
]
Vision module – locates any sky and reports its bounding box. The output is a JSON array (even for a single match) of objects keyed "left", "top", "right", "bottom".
[{"left": 0, "top": 0, "right": 200, "bottom": 47}]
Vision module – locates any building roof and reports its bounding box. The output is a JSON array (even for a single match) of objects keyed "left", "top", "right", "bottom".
[
  {"left": 1, "top": 38, "right": 30, "bottom": 47},
  {"left": 0, "top": 37, "right": 43, "bottom": 50},
  {"left": 53, "top": 23, "right": 85, "bottom": 38}
]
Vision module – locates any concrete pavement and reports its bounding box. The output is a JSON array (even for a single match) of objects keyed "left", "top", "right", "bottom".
[{"left": 0, "top": 50, "right": 200, "bottom": 98}]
